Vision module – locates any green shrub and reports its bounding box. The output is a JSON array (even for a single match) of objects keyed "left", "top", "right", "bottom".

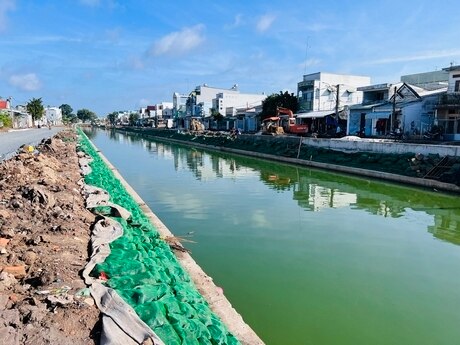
[{"left": 0, "top": 111, "right": 12, "bottom": 128}]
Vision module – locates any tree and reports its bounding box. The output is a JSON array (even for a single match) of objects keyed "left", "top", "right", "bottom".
[
  {"left": 0, "top": 110, "right": 12, "bottom": 128},
  {"left": 210, "top": 108, "right": 224, "bottom": 130},
  {"left": 59, "top": 104, "right": 78, "bottom": 124},
  {"left": 107, "top": 112, "right": 118, "bottom": 126},
  {"left": 59, "top": 104, "right": 73, "bottom": 118},
  {"left": 26, "top": 98, "right": 45, "bottom": 122},
  {"left": 129, "top": 113, "right": 140, "bottom": 126},
  {"left": 77, "top": 108, "right": 97, "bottom": 123},
  {"left": 65, "top": 113, "right": 78, "bottom": 124},
  {"left": 260, "top": 91, "right": 299, "bottom": 120}
]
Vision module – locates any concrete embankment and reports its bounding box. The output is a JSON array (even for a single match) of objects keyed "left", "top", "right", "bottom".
[
  {"left": 79, "top": 130, "right": 264, "bottom": 344},
  {"left": 115, "top": 128, "right": 460, "bottom": 194}
]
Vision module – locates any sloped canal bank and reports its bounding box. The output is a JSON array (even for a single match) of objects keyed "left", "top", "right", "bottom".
[
  {"left": 78, "top": 130, "right": 262, "bottom": 344},
  {"left": 84, "top": 128, "right": 460, "bottom": 345}
]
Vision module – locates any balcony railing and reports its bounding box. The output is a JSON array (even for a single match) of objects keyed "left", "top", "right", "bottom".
[{"left": 438, "top": 93, "right": 460, "bottom": 107}]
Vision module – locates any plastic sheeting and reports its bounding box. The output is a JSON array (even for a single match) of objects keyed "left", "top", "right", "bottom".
[{"left": 78, "top": 129, "right": 239, "bottom": 345}]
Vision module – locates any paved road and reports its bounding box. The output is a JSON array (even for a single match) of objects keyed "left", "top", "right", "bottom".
[{"left": 0, "top": 127, "right": 64, "bottom": 161}]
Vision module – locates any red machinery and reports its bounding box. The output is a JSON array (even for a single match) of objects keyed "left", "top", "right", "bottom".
[{"left": 277, "top": 107, "right": 308, "bottom": 135}]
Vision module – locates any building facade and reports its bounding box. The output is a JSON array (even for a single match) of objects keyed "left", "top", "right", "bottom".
[
  {"left": 297, "top": 72, "right": 371, "bottom": 113},
  {"left": 401, "top": 70, "right": 449, "bottom": 90},
  {"left": 435, "top": 65, "right": 460, "bottom": 140},
  {"left": 212, "top": 91, "right": 266, "bottom": 116},
  {"left": 187, "top": 84, "right": 240, "bottom": 118},
  {"left": 348, "top": 82, "right": 446, "bottom": 137},
  {"left": 45, "top": 107, "right": 63, "bottom": 126}
]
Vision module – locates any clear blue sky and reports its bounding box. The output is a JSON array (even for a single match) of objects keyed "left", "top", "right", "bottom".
[{"left": 1, "top": 0, "right": 459, "bottom": 115}]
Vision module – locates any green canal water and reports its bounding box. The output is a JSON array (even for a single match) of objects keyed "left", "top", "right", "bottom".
[{"left": 84, "top": 128, "right": 460, "bottom": 345}]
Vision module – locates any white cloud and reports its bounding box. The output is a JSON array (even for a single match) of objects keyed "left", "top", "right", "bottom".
[
  {"left": 8, "top": 73, "right": 42, "bottom": 91},
  {"left": 149, "top": 25, "right": 205, "bottom": 57},
  {"left": 256, "top": 14, "right": 276, "bottom": 33},
  {"left": 0, "top": 0, "right": 16, "bottom": 32},
  {"left": 369, "top": 49, "right": 460, "bottom": 65}
]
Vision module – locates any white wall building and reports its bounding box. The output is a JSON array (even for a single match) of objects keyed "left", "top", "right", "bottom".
[
  {"left": 173, "top": 92, "right": 188, "bottom": 117},
  {"left": 188, "top": 84, "right": 240, "bottom": 117},
  {"left": 45, "top": 106, "right": 62, "bottom": 125},
  {"left": 297, "top": 72, "right": 371, "bottom": 113},
  {"left": 212, "top": 91, "right": 266, "bottom": 116},
  {"left": 148, "top": 102, "right": 173, "bottom": 119},
  {"left": 138, "top": 107, "right": 148, "bottom": 119}
]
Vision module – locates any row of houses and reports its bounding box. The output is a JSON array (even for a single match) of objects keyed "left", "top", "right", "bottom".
[
  {"left": 133, "top": 84, "right": 268, "bottom": 132},
  {"left": 0, "top": 98, "right": 63, "bottom": 129},
  {"left": 295, "top": 66, "right": 460, "bottom": 140},
  {"left": 142, "top": 64, "right": 459, "bottom": 140}
]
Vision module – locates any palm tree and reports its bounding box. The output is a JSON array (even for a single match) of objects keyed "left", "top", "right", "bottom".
[{"left": 26, "top": 98, "right": 44, "bottom": 123}]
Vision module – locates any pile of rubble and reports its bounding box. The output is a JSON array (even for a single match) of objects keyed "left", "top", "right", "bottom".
[{"left": 0, "top": 131, "right": 100, "bottom": 344}]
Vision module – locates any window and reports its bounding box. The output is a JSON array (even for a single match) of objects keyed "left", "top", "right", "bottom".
[
  {"left": 455, "top": 80, "right": 460, "bottom": 92},
  {"left": 303, "top": 92, "right": 313, "bottom": 101}
]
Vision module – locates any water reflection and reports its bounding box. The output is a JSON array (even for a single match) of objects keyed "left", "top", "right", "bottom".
[{"left": 85, "top": 128, "right": 460, "bottom": 246}]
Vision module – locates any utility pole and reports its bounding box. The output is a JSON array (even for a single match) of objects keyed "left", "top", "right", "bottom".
[
  {"left": 391, "top": 86, "right": 397, "bottom": 131},
  {"left": 335, "top": 84, "right": 340, "bottom": 118}
]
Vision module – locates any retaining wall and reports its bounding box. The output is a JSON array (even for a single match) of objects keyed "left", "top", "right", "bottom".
[
  {"left": 299, "top": 137, "right": 460, "bottom": 156},
  {"left": 117, "top": 128, "right": 460, "bottom": 194}
]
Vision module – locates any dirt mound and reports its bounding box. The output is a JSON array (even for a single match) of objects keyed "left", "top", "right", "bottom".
[{"left": 0, "top": 130, "right": 99, "bottom": 344}]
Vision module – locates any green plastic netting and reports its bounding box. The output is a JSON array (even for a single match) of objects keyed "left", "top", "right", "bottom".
[{"left": 77, "top": 129, "right": 240, "bottom": 345}]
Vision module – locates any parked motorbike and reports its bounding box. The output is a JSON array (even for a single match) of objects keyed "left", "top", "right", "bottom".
[
  {"left": 355, "top": 128, "right": 365, "bottom": 138},
  {"left": 423, "top": 125, "right": 443, "bottom": 140},
  {"left": 386, "top": 130, "right": 406, "bottom": 140}
]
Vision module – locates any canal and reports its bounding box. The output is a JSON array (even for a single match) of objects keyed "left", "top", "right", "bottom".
[{"left": 84, "top": 128, "right": 460, "bottom": 345}]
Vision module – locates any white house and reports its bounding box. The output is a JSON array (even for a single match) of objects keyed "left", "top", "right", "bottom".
[
  {"left": 138, "top": 107, "right": 148, "bottom": 119},
  {"left": 45, "top": 107, "right": 63, "bottom": 126},
  {"left": 173, "top": 92, "right": 188, "bottom": 117},
  {"left": 212, "top": 89, "right": 266, "bottom": 117},
  {"left": 187, "top": 84, "right": 240, "bottom": 117},
  {"left": 297, "top": 72, "right": 371, "bottom": 113}
]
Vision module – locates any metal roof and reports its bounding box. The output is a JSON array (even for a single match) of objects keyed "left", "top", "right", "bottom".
[{"left": 296, "top": 110, "right": 335, "bottom": 119}]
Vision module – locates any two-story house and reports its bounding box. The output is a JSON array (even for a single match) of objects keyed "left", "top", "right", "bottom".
[
  {"left": 45, "top": 106, "right": 63, "bottom": 126},
  {"left": 435, "top": 65, "right": 460, "bottom": 140},
  {"left": 296, "top": 72, "right": 370, "bottom": 135}
]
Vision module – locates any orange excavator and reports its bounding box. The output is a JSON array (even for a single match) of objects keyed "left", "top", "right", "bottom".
[
  {"left": 262, "top": 116, "right": 284, "bottom": 135},
  {"left": 277, "top": 107, "right": 308, "bottom": 135}
]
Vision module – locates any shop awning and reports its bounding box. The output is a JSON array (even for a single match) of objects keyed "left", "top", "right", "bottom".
[
  {"left": 365, "top": 111, "right": 391, "bottom": 120},
  {"left": 296, "top": 110, "right": 335, "bottom": 119}
]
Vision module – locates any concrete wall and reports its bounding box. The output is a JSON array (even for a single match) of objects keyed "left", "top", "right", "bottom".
[{"left": 300, "top": 137, "right": 460, "bottom": 156}]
